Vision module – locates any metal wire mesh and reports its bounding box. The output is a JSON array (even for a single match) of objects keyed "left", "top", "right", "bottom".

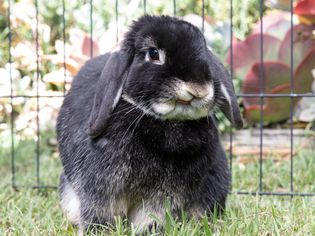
[{"left": 4, "top": 0, "right": 315, "bottom": 197}]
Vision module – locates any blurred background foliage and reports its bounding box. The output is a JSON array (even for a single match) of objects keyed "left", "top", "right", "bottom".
[{"left": 0, "top": 0, "right": 314, "bottom": 138}]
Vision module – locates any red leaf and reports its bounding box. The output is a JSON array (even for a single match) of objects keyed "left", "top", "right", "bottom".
[
  {"left": 226, "top": 34, "right": 281, "bottom": 79},
  {"left": 244, "top": 84, "right": 297, "bottom": 124},
  {"left": 82, "top": 35, "right": 100, "bottom": 58},
  {"left": 243, "top": 61, "right": 291, "bottom": 107},
  {"left": 242, "top": 62, "right": 299, "bottom": 124},
  {"left": 278, "top": 24, "right": 315, "bottom": 70},
  {"left": 252, "top": 12, "right": 291, "bottom": 40},
  {"left": 294, "top": 0, "right": 315, "bottom": 16},
  {"left": 294, "top": 47, "right": 315, "bottom": 93}
]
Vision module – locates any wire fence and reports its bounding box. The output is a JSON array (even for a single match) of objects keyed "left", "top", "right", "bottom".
[{"left": 4, "top": 0, "right": 315, "bottom": 197}]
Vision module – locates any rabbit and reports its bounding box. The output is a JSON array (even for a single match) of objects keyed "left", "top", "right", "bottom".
[{"left": 56, "top": 15, "right": 243, "bottom": 234}]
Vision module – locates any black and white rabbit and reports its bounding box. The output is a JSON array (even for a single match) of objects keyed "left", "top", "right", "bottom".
[{"left": 57, "top": 15, "right": 243, "bottom": 233}]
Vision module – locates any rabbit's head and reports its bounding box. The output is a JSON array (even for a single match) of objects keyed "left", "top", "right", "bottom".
[{"left": 88, "top": 15, "right": 243, "bottom": 137}]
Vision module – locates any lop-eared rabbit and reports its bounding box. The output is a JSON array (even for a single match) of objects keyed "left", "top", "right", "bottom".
[{"left": 57, "top": 15, "right": 243, "bottom": 234}]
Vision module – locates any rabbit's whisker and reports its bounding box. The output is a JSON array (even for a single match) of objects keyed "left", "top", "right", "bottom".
[
  {"left": 112, "top": 104, "right": 137, "bottom": 115},
  {"left": 118, "top": 101, "right": 149, "bottom": 148},
  {"left": 128, "top": 112, "right": 147, "bottom": 145}
]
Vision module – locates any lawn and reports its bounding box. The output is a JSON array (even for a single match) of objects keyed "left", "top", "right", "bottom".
[{"left": 0, "top": 130, "right": 315, "bottom": 235}]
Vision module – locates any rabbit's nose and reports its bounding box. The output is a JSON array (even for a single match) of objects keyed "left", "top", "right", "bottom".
[
  {"left": 176, "top": 83, "right": 210, "bottom": 104},
  {"left": 185, "top": 84, "right": 209, "bottom": 99}
]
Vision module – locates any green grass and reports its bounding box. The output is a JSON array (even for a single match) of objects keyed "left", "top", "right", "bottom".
[{"left": 1, "top": 130, "right": 315, "bottom": 235}]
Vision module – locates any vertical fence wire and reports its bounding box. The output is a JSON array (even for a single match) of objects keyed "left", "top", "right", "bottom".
[
  {"left": 201, "top": 0, "right": 204, "bottom": 33},
  {"left": 115, "top": 0, "right": 119, "bottom": 43},
  {"left": 289, "top": 0, "right": 294, "bottom": 195},
  {"left": 90, "top": 0, "right": 93, "bottom": 58},
  {"left": 62, "top": 0, "right": 66, "bottom": 95},
  {"left": 258, "top": 0, "right": 264, "bottom": 193},
  {"left": 173, "top": 0, "right": 176, "bottom": 16},
  {"left": 35, "top": 0, "right": 40, "bottom": 186},
  {"left": 229, "top": 0, "right": 234, "bottom": 189},
  {"left": 8, "top": 0, "right": 16, "bottom": 189},
  {"left": 143, "top": 0, "right": 147, "bottom": 14}
]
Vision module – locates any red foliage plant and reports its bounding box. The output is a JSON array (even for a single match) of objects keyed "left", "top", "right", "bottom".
[{"left": 227, "top": 11, "right": 315, "bottom": 124}]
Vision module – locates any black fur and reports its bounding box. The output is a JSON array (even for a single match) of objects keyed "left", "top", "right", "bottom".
[{"left": 57, "top": 15, "right": 242, "bottom": 233}]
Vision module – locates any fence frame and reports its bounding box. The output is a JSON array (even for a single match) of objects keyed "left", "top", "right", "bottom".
[{"left": 4, "top": 0, "right": 315, "bottom": 197}]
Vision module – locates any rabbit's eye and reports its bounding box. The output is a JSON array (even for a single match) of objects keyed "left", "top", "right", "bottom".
[
  {"left": 144, "top": 48, "right": 165, "bottom": 65},
  {"left": 148, "top": 48, "right": 159, "bottom": 61}
]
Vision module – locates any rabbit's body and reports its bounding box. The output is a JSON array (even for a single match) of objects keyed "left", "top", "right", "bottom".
[
  {"left": 57, "top": 15, "right": 242, "bottom": 233},
  {"left": 58, "top": 54, "right": 229, "bottom": 230}
]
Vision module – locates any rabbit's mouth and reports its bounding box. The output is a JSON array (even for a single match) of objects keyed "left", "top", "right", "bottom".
[
  {"left": 151, "top": 99, "right": 213, "bottom": 120},
  {"left": 151, "top": 82, "right": 215, "bottom": 120}
]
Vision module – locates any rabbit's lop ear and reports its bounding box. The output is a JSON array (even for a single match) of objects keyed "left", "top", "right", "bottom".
[
  {"left": 207, "top": 50, "right": 243, "bottom": 129},
  {"left": 88, "top": 51, "right": 130, "bottom": 138}
]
